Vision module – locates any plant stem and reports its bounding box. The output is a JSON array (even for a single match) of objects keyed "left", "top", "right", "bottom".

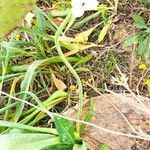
[{"left": 54, "top": 11, "right": 83, "bottom": 135}]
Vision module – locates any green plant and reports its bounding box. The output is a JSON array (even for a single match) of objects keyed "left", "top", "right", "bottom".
[
  {"left": 0, "top": 2, "right": 95, "bottom": 149},
  {"left": 0, "top": 116, "right": 86, "bottom": 150},
  {"left": 124, "top": 14, "right": 150, "bottom": 58},
  {"left": 138, "top": 0, "right": 150, "bottom": 4}
]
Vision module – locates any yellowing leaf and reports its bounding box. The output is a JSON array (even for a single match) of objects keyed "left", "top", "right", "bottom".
[
  {"left": 52, "top": 73, "right": 67, "bottom": 91},
  {"left": 60, "top": 36, "right": 77, "bottom": 43},
  {"left": 10, "top": 76, "right": 22, "bottom": 94},
  {"left": 75, "top": 26, "right": 96, "bottom": 43},
  {"left": 64, "top": 43, "right": 97, "bottom": 57},
  {"left": 98, "top": 19, "right": 112, "bottom": 43}
]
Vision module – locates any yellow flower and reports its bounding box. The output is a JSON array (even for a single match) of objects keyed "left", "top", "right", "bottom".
[
  {"left": 139, "top": 64, "right": 147, "bottom": 71},
  {"left": 15, "top": 34, "right": 21, "bottom": 40},
  {"left": 32, "top": 18, "right": 39, "bottom": 26},
  {"left": 83, "top": 91, "right": 87, "bottom": 98},
  {"left": 69, "top": 85, "right": 77, "bottom": 91},
  {"left": 81, "top": 79, "right": 86, "bottom": 84},
  {"left": 144, "top": 79, "right": 150, "bottom": 87},
  {"left": 119, "top": 75, "right": 128, "bottom": 85},
  {"left": 112, "top": 74, "right": 128, "bottom": 86}
]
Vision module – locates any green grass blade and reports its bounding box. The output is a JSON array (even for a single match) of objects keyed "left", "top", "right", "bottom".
[{"left": 0, "top": 120, "right": 57, "bottom": 134}]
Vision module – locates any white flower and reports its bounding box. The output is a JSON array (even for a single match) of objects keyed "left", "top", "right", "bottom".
[
  {"left": 25, "top": 12, "right": 35, "bottom": 27},
  {"left": 111, "top": 74, "right": 128, "bottom": 86},
  {"left": 72, "top": 0, "right": 99, "bottom": 18}
]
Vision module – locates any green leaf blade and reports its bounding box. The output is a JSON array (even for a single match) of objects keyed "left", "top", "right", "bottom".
[
  {"left": 137, "top": 37, "right": 150, "bottom": 58},
  {"left": 54, "top": 116, "right": 76, "bottom": 145},
  {"left": 124, "top": 34, "right": 140, "bottom": 47},
  {"left": 133, "top": 15, "right": 146, "bottom": 29},
  {"left": 98, "top": 144, "right": 110, "bottom": 150}
]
